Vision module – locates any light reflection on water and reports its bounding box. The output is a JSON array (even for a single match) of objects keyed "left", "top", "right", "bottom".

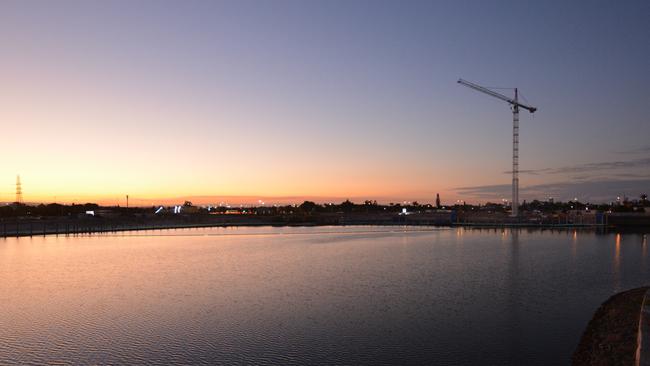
[{"left": 0, "top": 226, "right": 648, "bottom": 365}]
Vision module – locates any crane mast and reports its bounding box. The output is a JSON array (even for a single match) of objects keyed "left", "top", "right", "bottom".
[
  {"left": 457, "top": 78, "right": 537, "bottom": 217},
  {"left": 512, "top": 89, "right": 519, "bottom": 217}
]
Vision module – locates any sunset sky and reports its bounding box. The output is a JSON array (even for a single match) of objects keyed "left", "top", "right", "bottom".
[{"left": 1, "top": 0, "right": 648, "bottom": 206}]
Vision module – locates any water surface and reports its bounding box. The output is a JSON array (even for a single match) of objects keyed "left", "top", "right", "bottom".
[{"left": 0, "top": 226, "right": 648, "bottom": 365}]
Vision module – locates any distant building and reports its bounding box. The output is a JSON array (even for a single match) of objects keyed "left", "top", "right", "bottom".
[
  {"left": 95, "top": 209, "right": 121, "bottom": 218},
  {"left": 181, "top": 201, "right": 200, "bottom": 214},
  {"left": 436, "top": 193, "right": 441, "bottom": 209}
]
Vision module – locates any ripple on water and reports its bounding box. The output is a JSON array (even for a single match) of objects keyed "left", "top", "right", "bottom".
[{"left": 0, "top": 227, "right": 649, "bottom": 365}]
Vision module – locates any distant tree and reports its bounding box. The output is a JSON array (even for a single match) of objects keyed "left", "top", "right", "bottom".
[
  {"left": 299, "top": 201, "right": 319, "bottom": 213},
  {"left": 340, "top": 199, "right": 355, "bottom": 213}
]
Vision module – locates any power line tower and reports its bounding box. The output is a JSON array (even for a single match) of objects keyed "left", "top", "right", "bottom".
[{"left": 16, "top": 175, "right": 23, "bottom": 204}]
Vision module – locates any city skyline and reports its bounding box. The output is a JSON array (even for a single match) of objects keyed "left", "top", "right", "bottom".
[
  {"left": 1, "top": 1, "right": 648, "bottom": 204},
  {"left": 3, "top": 176, "right": 648, "bottom": 207}
]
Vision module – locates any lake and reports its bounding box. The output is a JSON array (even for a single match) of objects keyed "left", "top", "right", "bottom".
[{"left": 0, "top": 226, "right": 648, "bottom": 365}]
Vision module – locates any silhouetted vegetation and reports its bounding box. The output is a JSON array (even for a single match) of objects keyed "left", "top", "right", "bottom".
[
  {"left": 1, "top": 195, "right": 648, "bottom": 220},
  {"left": 0, "top": 202, "right": 149, "bottom": 218}
]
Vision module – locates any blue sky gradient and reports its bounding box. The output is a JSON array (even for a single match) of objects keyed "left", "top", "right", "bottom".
[{"left": 0, "top": 0, "right": 648, "bottom": 204}]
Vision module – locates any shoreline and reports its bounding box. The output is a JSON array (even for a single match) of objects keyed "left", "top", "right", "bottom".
[{"left": 0, "top": 218, "right": 640, "bottom": 239}]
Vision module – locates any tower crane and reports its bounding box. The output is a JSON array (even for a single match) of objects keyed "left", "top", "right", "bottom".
[{"left": 457, "top": 78, "right": 537, "bottom": 217}]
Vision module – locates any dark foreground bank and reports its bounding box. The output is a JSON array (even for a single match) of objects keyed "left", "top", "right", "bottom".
[{"left": 573, "top": 287, "right": 649, "bottom": 366}]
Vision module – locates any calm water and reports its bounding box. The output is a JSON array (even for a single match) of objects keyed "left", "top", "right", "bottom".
[{"left": 0, "top": 226, "right": 648, "bottom": 365}]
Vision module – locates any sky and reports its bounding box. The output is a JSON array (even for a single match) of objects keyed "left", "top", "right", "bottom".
[{"left": 0, "top": 0, "right": 648, "bottom": 206}]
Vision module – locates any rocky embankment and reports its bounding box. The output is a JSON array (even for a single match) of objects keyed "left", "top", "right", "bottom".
[{"left": 573, "top": 287, "right": 649, "bottom": 366}]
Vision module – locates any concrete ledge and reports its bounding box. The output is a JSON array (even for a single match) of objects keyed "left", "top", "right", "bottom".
[
  {"left": 573, "top": 287, "right": 648, "bottom": 366},
  {"left": 636, "top": 289, "right": 650, "bottom": 366}
]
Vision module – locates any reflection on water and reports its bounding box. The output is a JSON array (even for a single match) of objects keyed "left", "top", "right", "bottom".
[
  {"left": 0, "top": 226, "right": 648, "bottom": 365},
  {"left": 614, "top": 233, "right": 622, "bottom": 292},
  {"left": 571, "top": 229, "right": 578, "bottom": 259},
  {"left": 506, "top": 229, "right": 522, "bottom": 364}
]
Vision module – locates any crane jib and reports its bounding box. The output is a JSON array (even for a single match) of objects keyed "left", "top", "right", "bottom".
[{"left": 457, "top": 78, "right": 537, "bottom": 113}]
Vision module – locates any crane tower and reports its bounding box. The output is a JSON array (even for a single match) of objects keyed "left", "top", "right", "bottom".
[{"left": 457, "top": 79, "right": 537, "bottom": 217}]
